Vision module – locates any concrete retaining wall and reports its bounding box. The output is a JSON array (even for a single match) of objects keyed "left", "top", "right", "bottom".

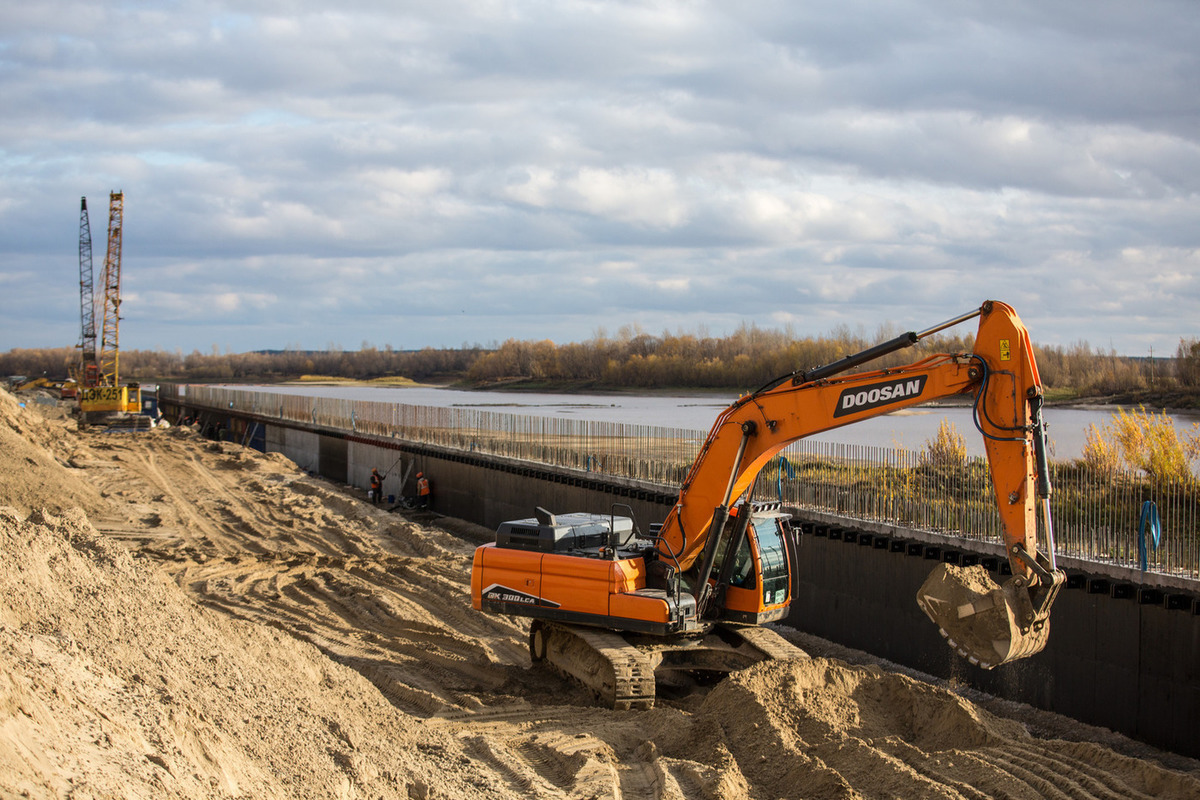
[
  {"left": 787, "top": 520, "right": 1200, "bottom": 757},
  {"left": 164, "top": 400, "right": 1200, "bottom": 759},
  {"left": 242, "top": 414, "right": 675, "bottom": 530},
  {"left": 266, "top": 426, "right": 321, "bottom": 473}
]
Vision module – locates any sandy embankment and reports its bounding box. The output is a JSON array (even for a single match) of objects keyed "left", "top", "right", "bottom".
[{"left": 1, "top": 387, "right": 1197, "bottom": 799}]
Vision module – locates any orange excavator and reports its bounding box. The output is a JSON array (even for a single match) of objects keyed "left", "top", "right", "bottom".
[{"left": 472, "top": 301, "right": 1065, "bottom": 708}]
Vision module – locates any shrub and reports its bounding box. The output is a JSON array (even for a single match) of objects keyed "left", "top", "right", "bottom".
[
  {"left": 920, "top": 420, "right": 968, "bottom": 470},
  {"left": 1083, "top": 406, "right": 1200, "bottom": 484},
  {"left": 1080, "top": 423, "right": 1121, "bottom": 477}
]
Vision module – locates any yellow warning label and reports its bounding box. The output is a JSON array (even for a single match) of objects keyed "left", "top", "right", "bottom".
[
  {"left": 999, "top": 339, "right": 1011, "bottom": 361},
  {"left": 79, "top": 385, "right": 140, "bottom": 413}
]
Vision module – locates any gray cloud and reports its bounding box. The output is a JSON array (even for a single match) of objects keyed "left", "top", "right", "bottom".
[{"left": 2, "top": 0, "right": 1198, "bottom": 357}]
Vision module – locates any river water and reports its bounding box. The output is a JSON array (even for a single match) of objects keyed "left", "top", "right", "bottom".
[{"left": 229, "top": 384, "right": 1200, "bottom": 461}]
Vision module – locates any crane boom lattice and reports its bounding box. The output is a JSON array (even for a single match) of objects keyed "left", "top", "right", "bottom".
[
  {"left": 77, "top": 197, "right": 100, "bottom": 387},
  {"left": 97, "top": 191, "right": 124, "bottom": 387}
]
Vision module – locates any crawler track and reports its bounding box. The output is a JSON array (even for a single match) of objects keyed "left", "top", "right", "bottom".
[
  {"left": 532, "top": 621, "right": 657, "bottom": 710},
  {"left": 531, "top": 620, "right": 808, "bottom": 710}
]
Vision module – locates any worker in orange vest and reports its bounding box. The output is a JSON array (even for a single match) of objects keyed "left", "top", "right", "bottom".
[
  {"left": 370, "top": 468, "right": 383, "bottom": 504},
  {"left": 416, "top": 471, "right": 430, "bottom": 509}
]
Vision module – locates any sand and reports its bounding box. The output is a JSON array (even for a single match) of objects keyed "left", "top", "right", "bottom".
[{"left": 2, "top": 386, "right": 1198, "bottom": 800}]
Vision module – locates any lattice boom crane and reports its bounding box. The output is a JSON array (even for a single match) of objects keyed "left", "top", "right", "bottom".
[
  {"left": 76, "top": 196, "right": 99, "bottom": 388},
  {"left": 76, "top": 191, "right": 139, "bottom": 420},
  {"left": 98, "top": 191, "right": 124, "bottom": 387}
]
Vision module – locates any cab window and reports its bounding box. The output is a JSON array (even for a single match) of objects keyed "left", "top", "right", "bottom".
[{"left": 752, "top": 517, "right": 790, "bottom": 607}]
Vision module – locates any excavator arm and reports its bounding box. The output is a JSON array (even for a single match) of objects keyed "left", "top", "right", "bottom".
[{"left": 657, "top": 300, "right": 1065, "bottom": 667}]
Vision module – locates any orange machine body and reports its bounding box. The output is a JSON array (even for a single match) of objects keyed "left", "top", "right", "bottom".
[{"left": 473, "top": 544, "right": 681, "bottom": 630}]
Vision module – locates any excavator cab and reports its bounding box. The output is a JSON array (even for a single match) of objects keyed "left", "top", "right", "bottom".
[{"left": 700, "top": 503, "right": 794, "bottom": 624}]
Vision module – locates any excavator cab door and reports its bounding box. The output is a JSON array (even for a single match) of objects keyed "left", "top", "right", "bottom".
[
  {"left": 754, "top": 516, "right": 791, "bottom": 609},
  {"left": 716, "top": 512, "right": 793, "bottom": 624}
]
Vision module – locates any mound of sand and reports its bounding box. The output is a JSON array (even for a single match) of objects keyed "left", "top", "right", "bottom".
[
  {"left": 0, "top": 505, "right": 516, "bottom": 799},
  {"left": 0, "top": 391, "right": 104, "bottom": 517},
  {"left": 692, "top": 658, "right": 1199, "bottom": 799},
  {"left": 2, "top": 386, "right": 1198, "bottom": 800}
]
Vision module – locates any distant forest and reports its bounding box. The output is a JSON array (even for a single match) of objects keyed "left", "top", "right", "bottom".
[{"left": 4, "top": 326, "right": 1200, "bottom": 407}]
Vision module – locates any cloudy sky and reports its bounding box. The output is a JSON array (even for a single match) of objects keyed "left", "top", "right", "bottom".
[{"left": 3, "top": 1, "right": 1198, "bottom": 357}]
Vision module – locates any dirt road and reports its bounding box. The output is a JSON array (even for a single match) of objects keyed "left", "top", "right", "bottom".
[{"left": 2, "top": 388, "right": 1198, "bottom": 799}]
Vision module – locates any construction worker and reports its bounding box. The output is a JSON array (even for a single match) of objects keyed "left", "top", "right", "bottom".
[
  {"left": 416, "top": 471, "right": 430, "bottom": 509},
  {"left": 370, "top": 468, "right": 383, "bottom": 505}
]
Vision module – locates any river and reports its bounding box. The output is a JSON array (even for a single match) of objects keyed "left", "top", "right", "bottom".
[{"left": 225, "top": 384, "right": 1200, "bottom": 461}]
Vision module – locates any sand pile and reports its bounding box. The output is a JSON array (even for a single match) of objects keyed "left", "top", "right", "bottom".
[
  {"left": 0, "top": 505, "right": 525, "bottom": 799},
  {"left": 2, "top": 386, "right": 1198, "bottom": 800},
  {"left": 0, "top": 391, "right": 104, "bottom": 517},
  {"left": 692, "top": 658, "right": 1199, "bottom": 799}
]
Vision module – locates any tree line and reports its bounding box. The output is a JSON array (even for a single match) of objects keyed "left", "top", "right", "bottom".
[
  {"left": 0, "top": 345, "right": 481, "bottom": 384},
  {"left": 462, "top": 327, "right": 1200, "bottom": 400},
  {"left": 3, "top": 330, "right": 1198, "bottom": 404}
]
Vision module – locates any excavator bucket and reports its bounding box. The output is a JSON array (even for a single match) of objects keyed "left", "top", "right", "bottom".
[{"left": 916, "top": 563, "right": 1051, "bottom": 669}]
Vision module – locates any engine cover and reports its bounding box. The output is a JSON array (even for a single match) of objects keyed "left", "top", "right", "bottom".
[{"left": 494, "top": 511, "right": 633, "bottom": 554}]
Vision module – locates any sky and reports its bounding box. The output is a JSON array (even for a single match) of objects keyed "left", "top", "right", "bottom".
[{"left": 2, "top": 1, "right": 1198, "bottom": 357}]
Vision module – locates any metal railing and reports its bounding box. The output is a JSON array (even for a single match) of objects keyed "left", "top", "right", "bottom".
[
  {"left": 758, "top": 442, "right": 1198, "bottom": 579},
  {"left": 163, "top": 384, "right": 1200, "bottom": 581}
]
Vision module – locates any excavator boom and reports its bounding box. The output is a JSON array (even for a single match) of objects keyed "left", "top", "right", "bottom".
[
  {"left": 660, "top": 301, "right": 1042, "bottom": 575},
  {"left": 657, "top": 300, "right": 1063, "bottom": 666}
]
